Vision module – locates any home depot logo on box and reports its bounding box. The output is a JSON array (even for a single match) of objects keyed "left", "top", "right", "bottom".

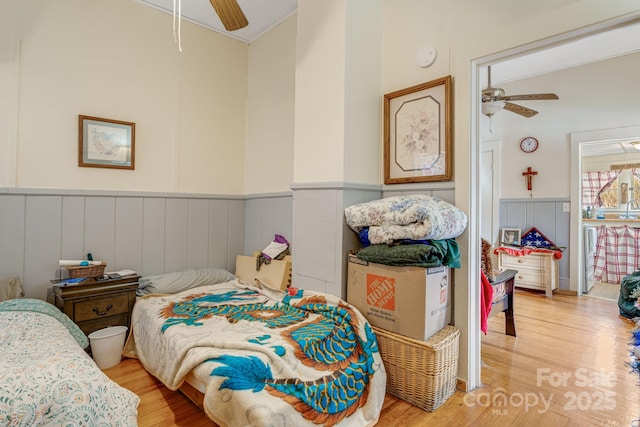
[
  {"left": 366, "top": 273, "right": 395, "bottom": 310},
  {"left": 439, "top": 275, "right": 448, "bottom": 305}
]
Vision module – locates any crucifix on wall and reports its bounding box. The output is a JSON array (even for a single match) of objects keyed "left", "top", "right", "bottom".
[{"left": 522, "top": 166, "right": 538, "bottom": 191}]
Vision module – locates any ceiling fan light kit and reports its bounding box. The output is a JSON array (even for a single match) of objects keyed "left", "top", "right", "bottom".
[
  {"left": 482, "top": 66, "right": 559, "bottom": 118},
  {"left": 482, "top": 101, "right": 505, "bottom": 117}
]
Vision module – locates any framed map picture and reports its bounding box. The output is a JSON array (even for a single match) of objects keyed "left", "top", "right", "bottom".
[{"left": 79, "top": 115, "right": 135, "bottom": 170}]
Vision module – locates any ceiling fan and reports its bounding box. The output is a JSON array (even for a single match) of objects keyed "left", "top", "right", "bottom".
[
  {"left": 209, "top": 0, "right": 249, "bottom": 31},
  {"left": 482, "top": 66, "right": 559, "bottom": 118}
]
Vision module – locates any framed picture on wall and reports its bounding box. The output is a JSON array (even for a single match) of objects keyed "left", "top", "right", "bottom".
[
  {"left": 383, "top": 75, "right": 452, "bottom": 184},
  {"left": 500, "top": 228, "right": 522, "bottom": 246},
  {"left": 79, "top": 115, "right": 135, "bottom": 170}
]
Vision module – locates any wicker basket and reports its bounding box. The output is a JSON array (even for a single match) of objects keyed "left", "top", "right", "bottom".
[
  {"left": 373, "top": 325, "right": 459, "bottom": 412},
  {"left": 66, "top": 262, "right": 107, "bottom": 279}
]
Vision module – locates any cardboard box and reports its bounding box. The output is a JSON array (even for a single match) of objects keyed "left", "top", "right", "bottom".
[
  {"left": 235, "top": 255, "right": 292, "bottom": 291},
  {"left": 347, "top": 254, "right": 450, "bottom": 341}
]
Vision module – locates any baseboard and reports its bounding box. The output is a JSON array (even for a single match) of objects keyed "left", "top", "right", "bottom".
[
  {"left": 555, "top": 289, "right": 578, "bottom": 296},
  {"left": 456, "top": 378, "right": 468, "bottom": 392}
]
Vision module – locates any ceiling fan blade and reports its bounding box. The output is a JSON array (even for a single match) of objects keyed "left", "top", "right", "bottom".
[
  {"left": 503, "top": 93, "right": 559, "bottom": 101},
  {"left": 504, "top": 102, "right": 538, "bottom": 118},
  {"left": 209, "top": 0, "right": 248, "bottom": 31}
]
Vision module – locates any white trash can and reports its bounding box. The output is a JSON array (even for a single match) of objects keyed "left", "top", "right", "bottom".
[{"left": 88, "top": 326, "right": 128, "bottom": 369}]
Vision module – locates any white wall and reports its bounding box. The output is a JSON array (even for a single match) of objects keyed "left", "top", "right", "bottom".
[
  {"left": 2, "top": 0, "right": 247, "bottom": 194},
  {"left": 246, "top": 16, "right": 296, "bottom": 195},
  {"left": 343, "top": 0, "right": 384, "bottom": 185},
  {"left": 484, "top": 53, "right": 640, "bottom": 199},
  {"left": 293, "top": 0, "right": 347, "bottom": 183}
]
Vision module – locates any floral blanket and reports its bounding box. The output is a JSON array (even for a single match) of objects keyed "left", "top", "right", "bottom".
[
  {"left": 344, "top": 194, "right": 468, "bottom": 244},
  {"left": 126, "top": 280, "right": 386, "bottom": 427},
  {"left": 0, "top": 299, "right": 139, "bottom": 426}
]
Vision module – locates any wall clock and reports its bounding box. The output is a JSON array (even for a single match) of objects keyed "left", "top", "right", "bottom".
[{"left": 520, "top": 136, "right": 539, "bottom": 153}]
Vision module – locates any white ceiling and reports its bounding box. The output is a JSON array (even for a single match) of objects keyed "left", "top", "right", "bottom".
[
  {"left": 490, "top": 21, "right": 640, "bottom": 86},
  {"left": 134, "top": 0, "right": 297, "bottom": 44},
  {"left": 581, "top": 140, "right": 640, "bottom": 158},
  {"left": 134, "top": 1, "right": 640, "bottom": 74}
]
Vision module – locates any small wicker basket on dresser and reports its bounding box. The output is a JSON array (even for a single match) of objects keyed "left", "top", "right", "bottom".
[{"left": 53, "top": 275, "right": 140, "bottom": 336}]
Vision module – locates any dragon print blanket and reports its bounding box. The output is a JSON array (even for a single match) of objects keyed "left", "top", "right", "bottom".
[{"left": 126, "top": 280, "right": 386, "bottom": 426}]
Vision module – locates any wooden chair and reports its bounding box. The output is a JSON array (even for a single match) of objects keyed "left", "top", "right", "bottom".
[
  {"left": 487, "top": 269, "right": 517, "bottom": 337},
  {"left": 481, "top": 238, "right": 517, "bottom": 336}
]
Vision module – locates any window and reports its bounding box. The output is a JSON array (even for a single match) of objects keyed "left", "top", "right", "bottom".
[{"left": 581, "top": 170, "right": 620, "bottom": 209}]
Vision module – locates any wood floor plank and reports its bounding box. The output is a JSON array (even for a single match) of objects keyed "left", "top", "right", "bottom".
[{"left": 104, "top": 290, "right": 640, "bottom": 426}]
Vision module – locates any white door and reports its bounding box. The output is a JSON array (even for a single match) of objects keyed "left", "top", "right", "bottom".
[{"left": 480, "top": 140, "right": 500, "bottom": 245}]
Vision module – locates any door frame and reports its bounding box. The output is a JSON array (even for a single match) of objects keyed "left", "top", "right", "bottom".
[
  {"left": 470, "top": 12, "right": 640, "bottom": 389},
  {"left": 569, "top": 125, "right": 640, "bottom": 293}
]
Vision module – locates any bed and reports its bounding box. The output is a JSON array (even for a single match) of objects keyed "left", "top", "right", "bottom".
[
  {"left": 126, "top": 276, "right": 387, "bottom": 426},
  {"left": 0, "top": 298, "right": 140, "bottom": 426}
]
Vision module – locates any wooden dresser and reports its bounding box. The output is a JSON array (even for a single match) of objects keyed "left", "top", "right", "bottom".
[
  {"left": 53, "top": 275, "right": 140, "bottom": 336},
  {"left": 497, "top": 251, "right": 558, "bottom": 297}
]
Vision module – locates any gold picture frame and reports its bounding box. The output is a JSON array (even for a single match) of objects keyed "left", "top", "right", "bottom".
[
  {"left": 384, "top": 76, "right": 452, "bottom": 184},
  {"left": 79, "top": 115, "right": 135, "bottom": 170}
]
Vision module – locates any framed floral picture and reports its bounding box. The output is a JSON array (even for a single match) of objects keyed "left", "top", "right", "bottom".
[{"left": 384, "top": 76, "right": 452, "bottom": 184}]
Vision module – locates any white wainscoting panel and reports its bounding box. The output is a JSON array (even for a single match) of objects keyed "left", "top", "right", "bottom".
[
  {"left": 0, "top": 195, "right": 25, "bottom": 277},
  {"left": 115, "top": 197, "right": 144, "bottom": 270},
  {"left": 24, "top": 196, "right": 62, "bottom": 300},
  {"left": 142, "top": 197, "right": 167, "bottom": 275},
  {"left": 500, "top": 198, "right": 570, "bottom": 290},
  {"left": 244, "top": 195, "right": 292, "bottom": 255},
  {"left": 0, "top": 191, "right": 248, "bottom": 300}
]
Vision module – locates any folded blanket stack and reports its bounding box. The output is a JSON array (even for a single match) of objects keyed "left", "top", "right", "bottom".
[{"left": 344, "top": 194, "right": 467, "bottom": 268}]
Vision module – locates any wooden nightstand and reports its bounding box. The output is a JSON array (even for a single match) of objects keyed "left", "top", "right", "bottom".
[{"left": 53, "top": 275, "right": 140, "bottom": 336}]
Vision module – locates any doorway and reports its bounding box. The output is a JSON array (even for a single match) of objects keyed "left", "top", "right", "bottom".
[
  {"left": 472, "top": 13, "right": 640, "bottom": 389},
  {"left": 570, "top": 126, "right": 640, "bottom": 300}
]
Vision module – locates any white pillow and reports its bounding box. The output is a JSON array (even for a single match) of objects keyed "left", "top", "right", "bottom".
[
  {"left": 0, "top": 276, "right": 24, "bottom": 302},
  {"left": 137, "top": 268, "right": 235, "bottom": 296}
]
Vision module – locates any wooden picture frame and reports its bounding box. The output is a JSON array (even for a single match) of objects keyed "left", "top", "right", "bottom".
[
  {"left": 500, "top": 228, "right": 522, "bottom": 246},
  {"left": 384, "top": 75, "right": 452, "bottom": 184},
  {"left": 79, "top": 115, "right": 135, "bottom": 170}
]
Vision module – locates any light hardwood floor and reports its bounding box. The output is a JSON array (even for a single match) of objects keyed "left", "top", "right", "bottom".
[{"left": 104, "top": 290, "right": 640, "bottom": 426}]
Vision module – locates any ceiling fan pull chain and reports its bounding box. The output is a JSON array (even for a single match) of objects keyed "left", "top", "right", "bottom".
[{"left": 173, "top": 0, "right": 183, "bottom": 52}]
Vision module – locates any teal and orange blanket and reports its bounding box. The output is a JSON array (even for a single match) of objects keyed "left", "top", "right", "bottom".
[{"left": 126, "top": 280, "right": 386, "bottom": 426}]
